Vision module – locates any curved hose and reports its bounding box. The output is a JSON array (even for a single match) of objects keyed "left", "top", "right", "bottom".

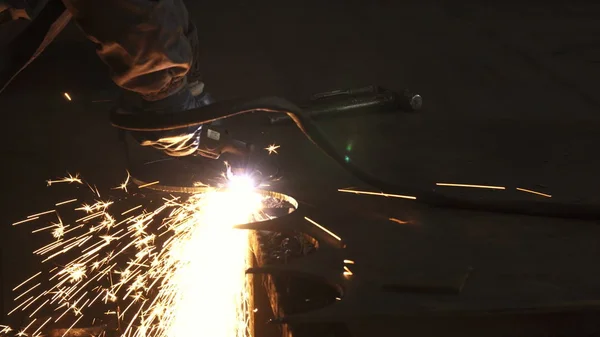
[{"left": 111, "top": 97, "right": 600, "bottom": 220}]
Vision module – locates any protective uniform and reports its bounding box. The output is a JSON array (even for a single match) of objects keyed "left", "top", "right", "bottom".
[
  {"left": 0, "top": 0, "right": 212, "bottom": 156},
  {"left": 2, "top": 0, "right": 200, "bottom": 98}
]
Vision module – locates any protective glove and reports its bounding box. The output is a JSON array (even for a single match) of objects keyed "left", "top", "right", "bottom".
[{"left": 114, "top": 81, "right": 214, "bottom": 157}]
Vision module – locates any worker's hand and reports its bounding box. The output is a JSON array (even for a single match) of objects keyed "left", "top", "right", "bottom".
[{"left": 114, "top": 82, "right": 214, "bottom": 157}]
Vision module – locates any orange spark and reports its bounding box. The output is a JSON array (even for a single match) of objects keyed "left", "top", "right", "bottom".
[
  {"left": 13, "top": 272, "right": 41, "bottom": 291},
  {"left": 12, "top": 217, "right": 39, "bottom": 226},
  {"left": 8, "top": 296, "right": 34, "bottom": 315},
  {"left": 31, "top": 317, "right": 52, "bottom": 336},
  {"left": 20, "top": 319, "right": 37, "bottom": 335},
  {"left": 338, "top": 188, "right": 417, "bottom": 200},
  {"left": 435, "top": 182, "right": 505, "bottom": 190},
  {"left": 113, "top": 171, "right": 131, "bottom": 192},
  {"left": 27, "top": 210, "right": 55, "bottom": 218},
  {"left": 122, "top": 205, "right": 143, "bottom": 215},
  {"left": 305, "top": 216, "right": 341, "bottom": 241},
  {"left": 516, "top": 187, "right": 552, "bottom": 198},
  {"left": 389, "top": 217, "right": 409, "bottom": 224},
  {"left": 15, "top": 283, "right": 40, "bottom": 300},
  {"left": 47, "top": 173, "right": 82, "bottom": 186},
  {"left": 138, "top": 181, "right": 160, "bottom": 189},
  {"left": 56, "top": 199, "right": 77, "bottom": 206},
  {"left": 264, "top": 144, "right": 280, "bottom": 155},
  {"left": 63, "top": 93, "right": 72, "bottom": 101}
]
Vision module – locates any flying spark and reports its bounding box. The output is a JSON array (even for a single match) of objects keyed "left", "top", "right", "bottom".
[
  {"left": 338, "top": 188, "right": 417, "bottom": 200},
  {"left": 435, "top": 182, "right": 505, "bottom": 190},
  {"left": 113, "top": 171, "right": 131, "bottom": 192},
  {"left": 63, "top": 93, "right": 72, "bottom": 101},
  {"left": 47, "top": 173, "right": 82, "bottom": 186},
  {"left": 305, "top": 216, "right": 342, "bottom": 241},
  {"left": 56, "top": 199, "right": 78, "bottom": 206},
  {"left": 516, "top": 187, "right": 552, "bottom": 198},
  {"left": 138, "top": 181, "right": 160, "bottom": 189},
  {"left": 12, "top": 272, "right": 41, "bottom": 291},
  {"left": 389, "top": 217, "right": 409, "bottom": 225},
  {"left": 5, "top": 169, "right": 281, "bottom": 337},
  {"left": 27, "top": 210, "right": 55, "bottom": 218},
  {"left": 264, "top": 144, "right": 280, "bottom": 155},
  {"left": 12, "top": 217, "right": 39, "bottom": 226}
]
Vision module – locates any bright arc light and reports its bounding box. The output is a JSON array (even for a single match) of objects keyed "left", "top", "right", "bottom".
[
  {"left": 162, "top": 184, "right": 262, "bottom": 337},
  {"left": 227, "top": 174, "right": 257, "bottom": 192}
]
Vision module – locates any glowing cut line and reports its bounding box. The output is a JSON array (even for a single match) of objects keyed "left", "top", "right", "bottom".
[
  {"left": 304, "top": 217, "right": 341, "bottom": 241},
  {"left": 338, "top": 188, "right": 416, "bottom": 200},
  {"left": 436, "top": 183, "right": 505, "bottom": 190},
  {"left": 516, "top": 188, "right": 552, "bottom": 198}
]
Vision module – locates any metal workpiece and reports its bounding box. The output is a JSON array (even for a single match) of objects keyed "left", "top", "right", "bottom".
[
  {"left": 239, "top": 187, "right": 600, "bottom": 337},
  {"left": 242, "top": 200, "right": 475, "bottom": 329},
  {"left": 244, "top": 210, "right": 346, "bottom": 285}
]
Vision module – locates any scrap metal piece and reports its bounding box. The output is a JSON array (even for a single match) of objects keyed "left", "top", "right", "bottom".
[{"left": 247, "top": 249, "right": 347, "bottom": 290}]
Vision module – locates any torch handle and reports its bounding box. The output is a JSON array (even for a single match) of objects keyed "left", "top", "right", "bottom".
[{"left": 269, "top": 86, "right": 421, "bottom": 125}]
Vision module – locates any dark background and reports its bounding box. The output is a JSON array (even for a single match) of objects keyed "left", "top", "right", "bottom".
[{"left": 1, "top": 0, "right": 600, "bottom": 335}]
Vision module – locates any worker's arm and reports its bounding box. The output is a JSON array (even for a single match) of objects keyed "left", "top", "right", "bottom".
[{"left": 62, "top": 0, "right": 214, "bottom": 158}]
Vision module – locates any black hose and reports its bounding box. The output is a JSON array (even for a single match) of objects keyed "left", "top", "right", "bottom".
[{"left": 110, "top": 97, "right": 600, "bottom": 221}]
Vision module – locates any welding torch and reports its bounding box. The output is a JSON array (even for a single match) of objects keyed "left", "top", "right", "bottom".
[
  {"left": 193, "top": 86, "right": 421, "bottom": 161},
  {"left": 269, "top": 85, "right": 422, "bottom": 125}
]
